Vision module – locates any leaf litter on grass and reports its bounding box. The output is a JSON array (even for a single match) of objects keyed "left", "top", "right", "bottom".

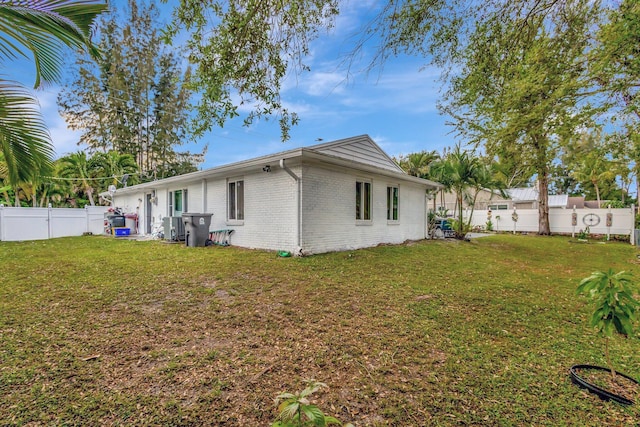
[{"left": 0, "top": 235, "right": 639, "bottom": 425}]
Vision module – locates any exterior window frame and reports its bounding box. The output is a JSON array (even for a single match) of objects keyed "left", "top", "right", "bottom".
[
  {"left": 386, "top": 185, "right": 399, "bottom": 223},
  {"left": 356, "top": 179, "right": 372, "bottom": 223},
  {"left": 227, "top": 178, "right": 245, "bottom": 225},
  {"left": 488, "top": 204, "right": 509, "bottom": 210},
  {"left": 168, "top": 188, "right": 188, "bottom": 216}
]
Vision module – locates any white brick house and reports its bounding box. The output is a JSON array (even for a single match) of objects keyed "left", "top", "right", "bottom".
[{"left": 112, "top": 135, "right": 442, "bottom": 254}]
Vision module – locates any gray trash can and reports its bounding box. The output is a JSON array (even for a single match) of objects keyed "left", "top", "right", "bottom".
[{"left": 182, "top": 213, "right": 213, "bottom": 247}]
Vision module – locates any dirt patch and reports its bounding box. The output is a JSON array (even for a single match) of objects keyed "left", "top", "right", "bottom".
[{"left": 576, "top": 367, "right": 640, "bottom": 404}]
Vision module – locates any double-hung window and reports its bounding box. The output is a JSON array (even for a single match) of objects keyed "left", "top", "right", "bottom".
[
  {"left": 228, "top": 179, "right": 244, "bottom": 221},
  {"left": 387, "top": 186, "right": 399, "bottom": 222},
  {"left": 356, "top": 180, "right": 372, "bottom": 221}
]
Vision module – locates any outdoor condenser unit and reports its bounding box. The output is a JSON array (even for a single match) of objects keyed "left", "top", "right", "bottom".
[{"left": 163, "top": 216, "right": 185, "bottom": 241}]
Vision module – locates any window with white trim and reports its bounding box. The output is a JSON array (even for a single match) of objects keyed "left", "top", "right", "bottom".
[
  {"left": 169, "top": 189, "right": 188, "bottom": 216},
  {"left": 488, "top": 204, "right": 508, "bottom": 210},
  {"left": 228, "top": 179, "right": 244, "bottom": 221},
  {"left": 387, "top": 186, "right": 399, "bottom": 221},
  {"left": 356, "top": 180, "right": 372, "bottom": 221}
]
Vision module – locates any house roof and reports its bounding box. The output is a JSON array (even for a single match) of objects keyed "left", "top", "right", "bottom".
[
  {"left": 506, "top": 187, "right": 568, "bottom": 207},
  {"left": 506, "top": 187, "right": 537, "bottom": 201},
  {"left": 548, "top": 194, "right": 569, "bottom": 208},
  {"left": 310, "top": 135, "right": 405, "bottom": 173},
  {"left": 112, "top": 135, "right": 442, "bottom": 195}
]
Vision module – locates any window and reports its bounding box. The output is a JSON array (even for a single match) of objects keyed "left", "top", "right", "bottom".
[
  {"left": 387, "top": 186, "right": 399, "bottom": 221},
  {"left": 228, "top": 179, "right": 244, "bottom": 221},
  {"left": 169, "top": 189, "right": 188, "bottom": 216},
  {"left": 488, "top": 204, "right": 508, "bottom": 210},
  {"left": 356, "top": 180, "right": 372, "bottom": 221}
]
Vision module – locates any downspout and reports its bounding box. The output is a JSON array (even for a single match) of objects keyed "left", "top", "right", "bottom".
[{"left": 280, "top": 159, "right": 302, "bottom": 255}]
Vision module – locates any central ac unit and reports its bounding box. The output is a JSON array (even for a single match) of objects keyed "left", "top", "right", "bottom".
[{"left": 163, "top": 216, "right": 185, "bottom": 241}]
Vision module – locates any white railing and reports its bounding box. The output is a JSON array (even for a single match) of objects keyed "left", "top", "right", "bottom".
[
  {"left": 0, "top": 206, "right": 109, "bottom": 241},
  {"left": 464, "top": 206, "right": 635, "bottom": 243}
]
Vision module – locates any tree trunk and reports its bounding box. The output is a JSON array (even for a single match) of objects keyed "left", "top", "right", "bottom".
[
  {"left": 87, "top": 187, "right": 95, "bottom": 206},
  {"left": 538, "top": 174, "right": 551, "bottom": 235},
  {"left": 591, "top": 180, "right": 600, "bottom": 209}
]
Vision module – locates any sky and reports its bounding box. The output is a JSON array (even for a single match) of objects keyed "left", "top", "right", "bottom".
[{"left": 5, "top": 1, "right": 457, "bottom": 170}]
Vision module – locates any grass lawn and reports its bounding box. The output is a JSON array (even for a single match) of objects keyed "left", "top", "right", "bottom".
[{"left": 1, "top": 234, "right": 639, "bottom": 426}]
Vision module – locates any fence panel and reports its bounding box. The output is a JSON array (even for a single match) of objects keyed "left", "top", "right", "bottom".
[
  {"left": 466, "top": 207, "right": 635, "bottom": 242},
  {"left": 0, "top": 206, "right": 109, "bottom": 241}
]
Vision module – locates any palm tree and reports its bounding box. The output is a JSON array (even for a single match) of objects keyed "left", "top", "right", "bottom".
[
  {"left": 466, "top": 161, "right": 507, "bottom": 229},
  {"left": 571, "top": 152, "right": 616, "bottom": 208},
  {"left": 431, "top": 145, "right": 481, "bottom": 238},
  {"left": 0, "top": 1, "right": 106, "bottom": 187},
  {"left": 58, "top": 151, "right": 97, "bottom": 206},
  {"left": 90, "top": 151, "right": 139, "bottom": 202},
  {"left": 397, "top": 150, "right": 440, "bottom": 178}
]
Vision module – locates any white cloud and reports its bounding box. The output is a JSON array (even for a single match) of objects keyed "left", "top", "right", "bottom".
[
  {"left": 33, "top": 86, "right": 84, "bottom": 158},
  {"left": 296, "top": 71, "right": 347, "bottom": 97}
]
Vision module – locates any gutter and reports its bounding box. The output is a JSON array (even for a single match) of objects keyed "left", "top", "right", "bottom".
[{"left": 279, "top": 159, "right": 302, "bottom": 255}]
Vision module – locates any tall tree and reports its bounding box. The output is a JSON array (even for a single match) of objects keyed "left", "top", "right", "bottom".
[
  {"left": 440, "top": 1, "right": 599, "bottom": 235},
  {"left": 59, "top": 0, "right": 199, "bottom": 177},
  {"left": 0, "top": 0, "right": 105, "bottom": 188},
  {"left": 591, "top": 0, "right": 640, "bottom": 199}
]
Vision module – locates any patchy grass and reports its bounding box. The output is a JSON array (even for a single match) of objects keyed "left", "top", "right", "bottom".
[{"left": 1, "top": 235, "right": 639, "bottom": 426}]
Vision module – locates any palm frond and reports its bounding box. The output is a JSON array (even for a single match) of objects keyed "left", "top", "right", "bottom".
[
  {"left": 0, "top": 0, "right": 106, "bottom": 87},
  {"left": 0, "top": 78, "right": 54, "bottom": 185}
]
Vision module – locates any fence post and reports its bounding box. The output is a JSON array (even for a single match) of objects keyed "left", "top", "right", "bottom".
[
  {"left": 0, "top": 204, "right": 4, "bottom": 241},
  {"left": 48, "top": 204, "right": 53, "bottom": 239},
  {"left": 85, "top": 205, "right": 90, "bottom": 234},
  {"left": 631, "top": 204, "right": 636, "bottom": 246}
]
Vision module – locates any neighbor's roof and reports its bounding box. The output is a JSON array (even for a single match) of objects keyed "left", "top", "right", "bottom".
[
  {"left": 506, "top": 188, "right": 568, "bottom": 207},
  {"left": 548, "top": 194, "right": 569, "bottom": 208},
  {"left": 113, "top": 135, "right": 443, "bottom": 194},
  {"left": 506, "top": 187, "right": 537, "bottom": 201}
]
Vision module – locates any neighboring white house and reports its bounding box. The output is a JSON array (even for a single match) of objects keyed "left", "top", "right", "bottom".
[
  {"left": 439, "top": 186, "right": 573, "bottom": 212},
  {"left": 111, "top": 135, "right": 442, "bottom": 254}
]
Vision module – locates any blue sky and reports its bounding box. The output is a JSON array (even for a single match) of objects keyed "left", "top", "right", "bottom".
[{"left": 5, "top": 1, "right": 456, "bottom": 170}]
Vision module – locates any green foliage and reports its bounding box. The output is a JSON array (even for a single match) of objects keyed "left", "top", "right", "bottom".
[
  {"left": 59, "top": 0, "right": 201, "bottom": 178},
  {"left": 395, "top": 150, "right": 440, "bottom": 179},
  {"left": 166, "top": 0, "right": 340, "bottom": 141},
  {"left": 577, "top": 269, "right": 639, "bottom": 375},
  {"left": 448, "top": 217, "right": 471, "bottom": 238},
  {"left": 577, "top": 269, "right": 638, "bottom": 338},
  {"left": 440, "top": 1, "right": 600, "bottom": 235},
  {"left": 577, "top": 227, "right": 590, "bottom": 241},
  {"left": 430, "top": 145, "right": 501, "bottom": 238},
  {"left": 486, "top": 220, "right": 493, "bottom": 232},
  {"left": 604, "top": 200, "right": 625, "bottom": 209},
  {"left": 271, "top": 381, "right": 352, "bottom": 427},
  {"left": 0, "top": 0, "right": 105, "bottom": 187}
]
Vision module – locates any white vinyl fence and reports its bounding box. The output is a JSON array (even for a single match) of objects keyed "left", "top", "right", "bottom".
[
  {"left": 465, "top": 206, "right": 636, "bottom": 243},
  {"left": 0, "top": 206, "right": 109, "bottom": 241}
]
